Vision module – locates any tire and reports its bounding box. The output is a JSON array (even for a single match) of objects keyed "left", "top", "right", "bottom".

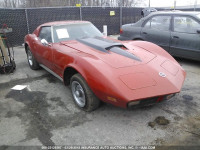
[
  {"left": 10, "top": 60, "right": 16, "bottom": 73},
  {"left": 70, "top": 73, "right": 100, "bottom": 112},
  {"left": 26, "top": 46, "right": 40, "bottom": 70},
  {"left": 133, "top": 38, "right": 143, "bottom": 41}
]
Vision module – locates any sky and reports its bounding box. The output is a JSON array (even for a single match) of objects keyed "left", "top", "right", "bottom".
[{"left": 145, "top": 0, "right": 200, "bottom": 7}]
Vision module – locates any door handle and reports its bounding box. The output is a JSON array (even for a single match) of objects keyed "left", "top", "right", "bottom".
[
  {"left": 142, "top": 32, "right": 147, "bottom": 34},
  {"left": 172, "top": 36, "right": 179, "bottom": 39}
]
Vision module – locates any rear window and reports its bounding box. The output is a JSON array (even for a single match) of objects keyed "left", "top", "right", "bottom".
[
  {"left": 144, "top": 15, "right": 171, "bottom": 31},
  {"left": 174, "top": 16, "right": 200, "bottom": 34}
]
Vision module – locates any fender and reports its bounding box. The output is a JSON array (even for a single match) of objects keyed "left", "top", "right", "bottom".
[
  {"left": 64, "top": 60, "right": 125, "bottom": 106},
  {"left": 132, "top": 36, "right": 144, "bottom": 41},
  {"left": 25, "top": 34, "right": 41, "bottom": 63}
]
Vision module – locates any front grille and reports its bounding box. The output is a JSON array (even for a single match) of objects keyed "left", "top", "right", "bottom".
[
  {"left": 128, "top": 95, "right": 170, "bottom": 108},
  {"left": 139, "top": 96, "right": 161, "bottom": 105}
]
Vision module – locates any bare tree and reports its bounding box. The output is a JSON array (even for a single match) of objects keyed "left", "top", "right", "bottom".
[
  {"left": 3, "top": 0, "right": 8, "bottom": 7},
  {"left": 0, "top": 0, "right": 146, "bottom": 8}
]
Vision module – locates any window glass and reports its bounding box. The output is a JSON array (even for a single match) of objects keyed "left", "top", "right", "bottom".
[
  {"left": 53, "top": 23, "right": 103, "bottom": 43},
  {"left": 144, "top": 16, "right": 171, "bottom": 31},
  {"left": 196, "top": 13, "right": 200, "bottom": 19},
  {"left": 39, "top": 26, "right": 52, "bottom": 43},
  {"left": 174, "top": 16, "right": 200, "bottom": 33}
]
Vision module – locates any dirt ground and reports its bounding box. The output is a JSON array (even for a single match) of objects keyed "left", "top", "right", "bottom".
[{"left": 0, "top": 45, "right": 199, "bottom": 149}]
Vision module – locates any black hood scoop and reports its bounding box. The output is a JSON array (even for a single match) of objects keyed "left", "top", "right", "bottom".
[{"left": 77, "top": 36, "right": 141, "bottom": 62}]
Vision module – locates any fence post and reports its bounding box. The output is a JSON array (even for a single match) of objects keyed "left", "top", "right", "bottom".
[
  {"left": 80, "top": 7, "right": 82, "bottom": 20},
  {"left": 103, "top": 25, "right": 107, "bottom": 36},
  {"left": 24, "top": 0, "right": 30, "bottom": 34},
  {"left": 120, "top": 2, "right": 122, "bottom": 28}
]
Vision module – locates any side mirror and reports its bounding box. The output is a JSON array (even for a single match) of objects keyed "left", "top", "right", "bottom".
[
  {"left": 41, "top": 39, "right": 50, "bottom": 46},
  {"left": 197, "top": 29, "right": 200, "bottom": 34}
]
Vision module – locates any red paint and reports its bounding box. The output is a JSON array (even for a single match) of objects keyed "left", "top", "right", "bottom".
[
  {"left": 25, "top": 21, "right": 186, "bottom": 108},
  {"left": 156, "top": 96, "right": 164, "bottom": 103},
  {"left": 120, "top": 28, "right": 123, "bottom": 34}
]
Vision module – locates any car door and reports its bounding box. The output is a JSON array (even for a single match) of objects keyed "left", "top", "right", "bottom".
[
  {"left": 170, "top": 15, "right": 200, "bottom": 60},
  {"left": 141, "top": 15, "right": 171, "bottom": 52},
  {"left": 35, "top": 26, "right": 53, "bottom": 70},
  {"left": 51, "top": 25, "right": 73, "bottom": 78}
]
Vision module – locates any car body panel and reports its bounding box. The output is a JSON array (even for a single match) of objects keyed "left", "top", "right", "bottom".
[
  {"left": 25, "top": 21, "right": 186, "bottom": 108},
  {"left": 141, "top": 27, "right": 171, "bottom": 52},
  {"left": 170, "top": 31, "right": 200, "bottom": 60}
]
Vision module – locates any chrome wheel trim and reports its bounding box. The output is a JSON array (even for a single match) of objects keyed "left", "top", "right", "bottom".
[
  {"left": 71, "top": 81, "right": 86, "bottom": 107},
  {"left": 27, "top": 50, "right": 33, "bottom": 66}
]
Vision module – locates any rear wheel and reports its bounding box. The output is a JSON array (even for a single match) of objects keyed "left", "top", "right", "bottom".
[
  {"left": 133, "top": 38, "right": 143, "bottom": 41},
  {"left": 26, "top": 46, "right": 40, "bottom": 70},
  {"left": 70, "top": 73, "right": 100, "bottom": 111}
]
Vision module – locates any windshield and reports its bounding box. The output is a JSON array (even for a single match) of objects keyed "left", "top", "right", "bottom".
[
  {"left": 53, "top": 23, "right": 103, "bottom": 43},
  {"left": 196, "top": 13, "right": 200, "bottom": 19}
]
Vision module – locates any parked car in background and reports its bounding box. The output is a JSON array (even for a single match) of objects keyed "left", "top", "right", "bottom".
[
  {"left": 141, "top": 8, "right": 157, "bottom": 17},
  {"left": 118, "top": 11, "right": 200, "bottom": 61},
  {"left": 25, "top": 21, "right": 185, "bottom": 111}
]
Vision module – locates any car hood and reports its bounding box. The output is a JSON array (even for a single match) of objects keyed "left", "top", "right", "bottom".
[{"left": 61, "top": 37, "right": 156, "bottom": 68}]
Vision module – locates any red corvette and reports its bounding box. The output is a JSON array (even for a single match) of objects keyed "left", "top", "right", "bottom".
[{"left": 24, "top": 21, "right": 186, "bottom": 111}]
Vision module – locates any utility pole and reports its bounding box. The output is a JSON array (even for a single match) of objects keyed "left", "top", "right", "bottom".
[
  {"left": 149, "top": 0, "right": 150, "bottom": 8},
  {"left": 174, "top": 0, "right": 176, "bottom": 10},
  {"left": 194, "top": 0, "right": 197, "bottom": 11}
]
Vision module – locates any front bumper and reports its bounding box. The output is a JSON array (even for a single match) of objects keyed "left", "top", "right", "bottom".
[{"left": 127, "top": 94, "right": 176, "bottom": 108}]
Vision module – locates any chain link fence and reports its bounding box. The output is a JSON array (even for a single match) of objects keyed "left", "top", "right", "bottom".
[
  {"left": 1, "top": 6, "right": 200, "bottom": 46},
  {"left": 0, "top": 8, "right": 28, "bottom": 46},
  {"left": 82, "top": 7, "right": 121, "bottom": 35},
  {"left": 0, "top": 6, "right": 144, "bottom": 46},
  {"left": 27, "top": 7, "right": 81, "bottom": 33},
  {"left": 122, "top": 7, "right": 143, "bottom": 25}
]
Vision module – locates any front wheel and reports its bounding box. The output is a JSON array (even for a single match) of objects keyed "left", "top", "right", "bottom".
[
  {"left": 26, "top": 46, "right": 40, "bottom": 70},
  {"left": 70, "top": 73, "right": 100, "bottom": 112}
]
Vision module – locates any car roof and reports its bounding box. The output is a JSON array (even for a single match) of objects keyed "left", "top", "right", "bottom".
[
  {"left": 150, "top": 11, "right": 200, "bottom": 16},
  {"left": 40, "top": 20, "right": 90, "bottom": 26}
]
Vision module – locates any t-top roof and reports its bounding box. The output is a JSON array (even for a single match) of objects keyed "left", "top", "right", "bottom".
[{"left": 40, "top": 20, "right": 90, "bottom": 26}]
